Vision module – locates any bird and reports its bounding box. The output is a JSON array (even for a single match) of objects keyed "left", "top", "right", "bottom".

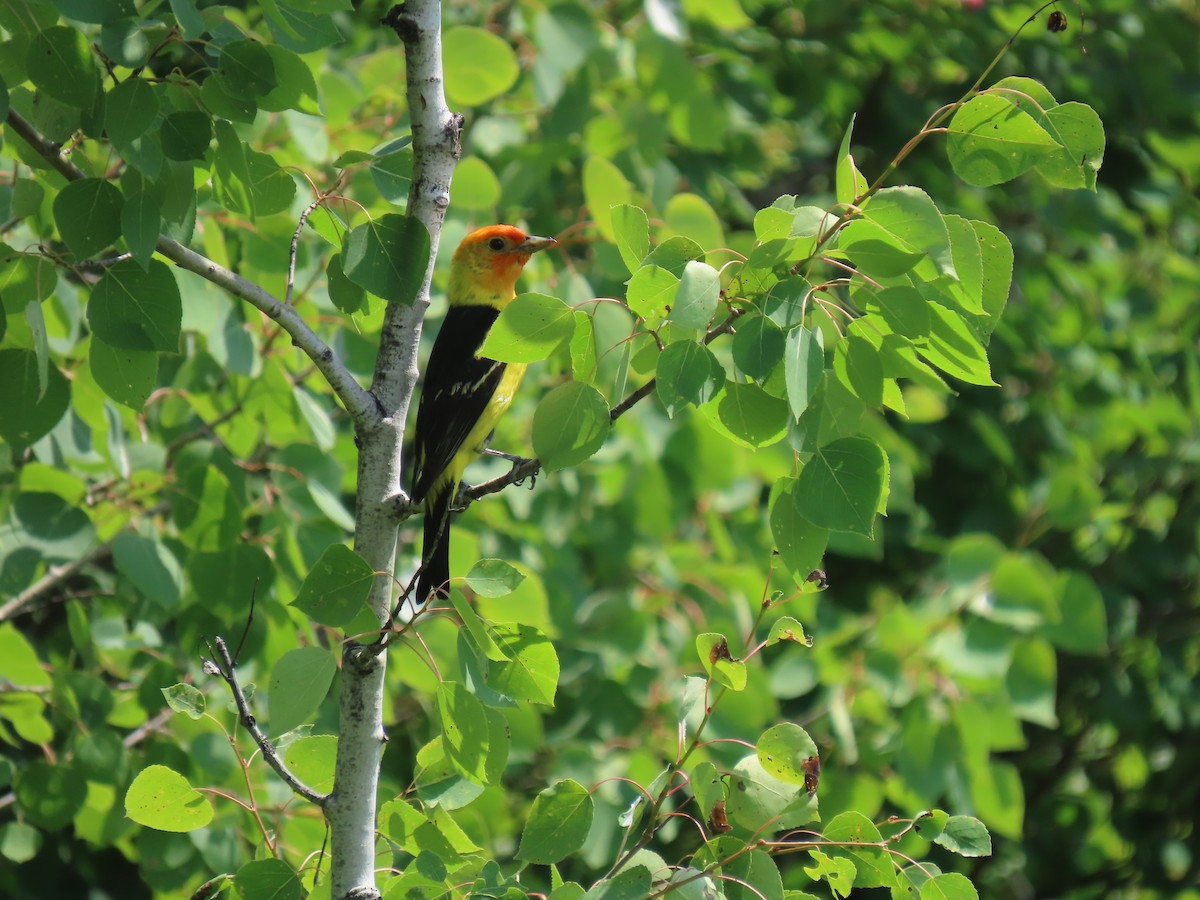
[{"left": 409, "top": 224, "right": 557, "bottom": 603}]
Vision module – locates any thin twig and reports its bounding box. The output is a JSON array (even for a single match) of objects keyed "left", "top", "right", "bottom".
[
  {"left": 207, "top": 636, "right": 328, "bottom": 806},
  {"left": 286, "top": 197, "right": 324, "bottom": 306}
]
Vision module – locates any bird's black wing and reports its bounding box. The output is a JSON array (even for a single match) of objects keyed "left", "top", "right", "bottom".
[{"left": 409, "top": 305, "right": 506, "bottom": 503}]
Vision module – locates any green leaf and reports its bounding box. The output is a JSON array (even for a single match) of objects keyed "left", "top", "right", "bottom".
[
  {"left": 234, "top": 858, "right": 302, "bottom": 900},
  {"left": 1042, "top": 571, "right": 1107, "bottom": 654},
  {"left": 767, "top": 616, "right": 813, "bottom": 646},
  {"left": 160, "top": 110, "right": 213, "bottom": 161},
  {"left": 625, "top": 265, "right": 678, "bottom": 329},
  {"left": 570, "top": 310, "right": 597, "bottom": 379},
  {"left": 985, "top": 552, "right": 1058, "bottom": 629},
  {"left": 290, "top": 543, "right": 375, "bottom": 627},
  {"left": 1038, "top": 102, "right": 1105, "bottom": 190},
  {"left": 124, "top": 765, "right": 213, "bottom": 832},
  {"left": 479, "top": 293, "right": 575, "bottom": 363},
  {"left": 517, "top": 779, "right": 594, "bottom": 864},
  {"left": 642, "top": 235, "right": 706, "bottom": 277},
  {"left": 768, "top": 480, "right": 825, "bottom": 578},
  {"left": 268, "top": 647, "right": 336, "bottom": 734},
  {"left": 532, "top": 381, "right": 611, "bottom": 471},
  {"left": 0, "top": 348, "right": 70, "bottom": 449},
  {"left": 839, "top": 186, "right": 954, "bottom": 280},
  {"left": 671, "top": 260, "right": 720, "bottom": 335},
  {"left": 258, "top": 44, "right": 319, "bottom": 113},
  {"left": 833, "top": 335, "right": 884, "bottom": 407},
  {"left": 217, "top": 40, "right": 277, "bottom": 100},
  {"left": 15, "top": 762, "right": 87, "bottom": 829},
  {"left": 1006, "top": 638, "right": 1058, "bottom": 727},
  {"left": 583, "top": 156, "right": 633, "bottom": 242},
  {"left": 726, "top": 754, "right": 817, "bottom": 833},
  {"left": 689, "top": 761, "right": 725, "bottom": 818},
  {"left": 0, "top": 625, "right": 50, "bottom": 687},
  {"left": 915, "top": 809, "right": 950, "bottom": 841},
  {"left": 933, "top": 815, "right": 992, "bottom": 857},
  {"left": 656, "top": 340, "right": 725, "bottom": 418},
  {"left": 327, "top": 252, "right": 366, "bottom": 314},
  {"left": 451, "top": 593, "right": 510, "bottom": 663},
  {"left": 823, "top": 811, "right": 895, "bottom": 888},
  {"left": 695, "top": 633, "right": 747, "bottom": 691},
  {"left": 284, "top": 735, "right": 337, "bottom": 795},
  {"left": 200, "top": 76, "right": 256, "bottom": 125},
  {"left": 437, "top": 681, "right": 490, "bottom": 783},
  {"left": 444, "top": 26, "right": 520, "bottom": 107},
  {"left": 866, "top": 285, "right": 931, "bottom": 338},
  {"left": 452, "top": 156, "right": 501, "bottom": 210},
  {"left": 121, "top": 189, "right": 162, "bottom": 270},
  {"left": 703, "top": 380, "right": 789, "bottom": 449},
  {"left": 732, "top": 314, "right": 786, "bottom": 380},
  {"left": 756, "top": 723, "right": 818, "bottom": 786},
  {"left": 105, "top": 78, "right": 158, "bottom": 144},
  {"left": 836, "top": 114, "right": 868, "bottom": 205},
  {"left": 342, "top": 214, "right": 431, "bottom": 304},
  {"left": 795, "top": 436, "right": 889, "bottom": 536},
  {"left": 88, "top": 259, "right": 181, "bottom": 352},
  {"left": 8, "top": 492, "right": 94, "bottom": 561},
  {"left": 369, "top": 146, "right": 414, "bottom": 202},
  {"left": 663, "top": 193, "right": 725, "bottom": 252},
  {"left": 53, "top": 179, "right": 124, "bottom": 260},
  {"left": 244, "top": 148, "right": 296, "bottom": 215},
  {"left": 112, "top": 531, "right": 183, "bottom": 607},
  {"left": 89, "top": 338, "right": 157, "bottom": 409},
  {"left": 804, "top": 850, "right": 856, "bottom": 899},
  {"left": 918, "top": 302, "right": 997, "bottom": 386},
  {"left": 0, "top": 253, "right": 56, "bottom": 309},
  {"left": 611, "top": 204, "right": 650, "bottom": 273},
  {"left": 161, "top": 684, "right": 206, "bottom": 720},
  {"left": 0, "top": 822, "right": 41, "bottom": 864},
  {"left": 487, "top": 623, "right": 559, "bottom": 705},
  {"left": 972, "top": 220, "right": 1012, "bottom": 334},
  {"left": 947, "top": 93, "right": 1059, "bottom": 187},
  {"left": 582, "top": 866, "right": 652, "bottom": 900},
  {"left": 27, "top": 26, "right": 98, "bottom": 108},
  {"left": 920, "top": 873, "right": 978, "bottom": 900},
  {"left": 465, "top": 559, "right": 526, "bottom": 597},
  {"left": 784, "top": 325, "right": 824, "bottom": 419}
]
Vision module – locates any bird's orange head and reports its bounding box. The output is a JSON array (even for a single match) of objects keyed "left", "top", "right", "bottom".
[{"left": 448, "top": 224, "right": 557, "bottom": 306}]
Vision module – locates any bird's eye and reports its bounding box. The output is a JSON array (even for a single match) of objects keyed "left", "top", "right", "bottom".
[{"left": 488, "top": 237, "right": 506, "bottom": 251}]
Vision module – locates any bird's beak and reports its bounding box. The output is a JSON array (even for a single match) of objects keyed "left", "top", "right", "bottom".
[{"left": 518, "top": 234, "right": 557, "bottom": 254}]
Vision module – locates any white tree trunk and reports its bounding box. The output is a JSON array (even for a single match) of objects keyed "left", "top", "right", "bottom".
[{"left": 327, "top": 2, "right": 460, "bottom": 896}]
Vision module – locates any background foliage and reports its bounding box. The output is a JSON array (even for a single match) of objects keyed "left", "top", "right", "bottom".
[{"left": 1, "top": 0, "right": 1197, "bottom": 898}]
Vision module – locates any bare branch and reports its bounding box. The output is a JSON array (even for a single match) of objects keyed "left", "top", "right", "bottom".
[
  {"left": 208, "top": 636, "right": 328, "bottom": 807},
  {"left": 2, "top": 107, "right": 376, "bottom": 429}
]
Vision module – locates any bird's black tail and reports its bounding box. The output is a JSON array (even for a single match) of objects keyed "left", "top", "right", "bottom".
[{"left": 417, "top": 487, "right": 452, "bottom": 603}]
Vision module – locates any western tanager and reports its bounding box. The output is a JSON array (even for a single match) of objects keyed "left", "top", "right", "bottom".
[{"left": 410, "top": 224, "right": 557, "bottom": 602}]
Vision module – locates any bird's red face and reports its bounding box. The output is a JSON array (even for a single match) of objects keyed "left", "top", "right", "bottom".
[{"left": 451, "top": 225, "right": 557, "bottom": 300}]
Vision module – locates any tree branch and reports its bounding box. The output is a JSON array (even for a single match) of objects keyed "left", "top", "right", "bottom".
[
  {"left": 2, "top": 107, "right": 376, "bottom": 429},
  {"left": 0, "top": 542, "right": 114, "bottom": 623},
  {"left": 325, "top": 3, "right": 462, "bottom": 897},
  {"left": 207, "top": 636, "right": 328, "bottom": 807}
]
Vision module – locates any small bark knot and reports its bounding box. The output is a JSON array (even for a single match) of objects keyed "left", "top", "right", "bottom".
[
  {"left": 344, "top": 641, "right": 383, "bottom": 674},
  {"left": 380, "top": 5, "right": 419, "bottom": 44},
  {"left": 445, "top": 113, "right": 465, "bottom": 158}
]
